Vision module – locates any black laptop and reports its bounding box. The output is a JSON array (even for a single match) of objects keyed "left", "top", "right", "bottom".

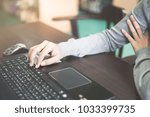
[{"left": 0, "top": 54, "right": 115, "bottom": 100}]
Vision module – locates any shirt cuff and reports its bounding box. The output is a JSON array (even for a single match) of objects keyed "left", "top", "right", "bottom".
[
  {"left": 136, "top": 48, "right": 150, "bottom": 58},
  {"left": 57, "top": 38, "right": 77, "bottom": 58}
]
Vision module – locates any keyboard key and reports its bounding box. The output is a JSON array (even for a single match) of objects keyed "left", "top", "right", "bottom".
[{"left": 0, "top": 55, "right": 72, "bottom": 100}]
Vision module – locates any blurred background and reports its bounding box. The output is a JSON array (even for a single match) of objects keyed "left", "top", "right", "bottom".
[{"left": 0, "top": 0, "right": 140, "bottom": 58}]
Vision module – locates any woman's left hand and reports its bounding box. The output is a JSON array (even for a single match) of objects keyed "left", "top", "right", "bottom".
[{"left": 121, "top": 15, "right": 149, "bottom": 53}]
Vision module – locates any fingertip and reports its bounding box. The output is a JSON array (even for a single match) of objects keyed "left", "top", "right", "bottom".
[
  {"left": 36, "top": 58, "right": 42, "bottom": 68},
  {"left": 130, "top": 15, "right": 134, "bottom": 19},
  {"left": 35, "top": 65, "right": 39, "bottom": 68},
  {"left": 121, "top": 29, "right": 126, "bottom": 33},
  {"left": 127, "top": 19, "right": 130, "bottom": 23},
  {"left": 35, "top": 60, "right": 40, "bottom": 68},
  {"left": 29, "top": 62, "right": 33, "bottom": 67},
  {"left": 56, "top": 60, "right": 62, "bottom": 63},
  {"left": 41, "top": 61, "right": 46, "bottom": 66}
]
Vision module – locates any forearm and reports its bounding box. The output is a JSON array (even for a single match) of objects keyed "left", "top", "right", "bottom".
[
  {"left": 58, "top": 0, "right": 150, "bottom": 58},
  {"left": 58, "top": 33, "right": 115, "bottom": 58},
  {"left": 134, "top": 48, "right": 150, "bottom": 99},
  {"left": 58, "top": 21, "right": 128, "bottom": 58}
]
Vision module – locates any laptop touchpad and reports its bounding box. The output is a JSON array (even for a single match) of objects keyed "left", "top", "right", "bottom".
[{"left": 49, "top": 67, "right": 91, "bottom": 90}]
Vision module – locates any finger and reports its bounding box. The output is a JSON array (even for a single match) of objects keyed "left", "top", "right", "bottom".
[
  {"left": 122, "top": 29, "right": 135, "bottom": 44},
  {"left": 36, "top": 44, "right": 53, "bottom": 68},
  {"left": 130, "top": 15, "right": 143, "bottom": 39},
  {"left": 41, "top": 56, "right": 60, "bottom": 66},
  {"left": 29, "top": 48, "right": 39, "bottom": 66},
  {"left": 51, "top": 49, "right": 56, "bottom": 57},
  {"left": 127, "top": 19, "right": 139, "bottom": 40},
  {"left": 29, "top": 40, "right": 49, "bottom": 66},
  {"left": 28, "top": 46, "right": 36, "bottom": 62}
]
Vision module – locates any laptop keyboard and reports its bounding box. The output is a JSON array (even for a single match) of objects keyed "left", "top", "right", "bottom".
[{"left": 0, "top": 55, "right": 71, "bottom": 100}]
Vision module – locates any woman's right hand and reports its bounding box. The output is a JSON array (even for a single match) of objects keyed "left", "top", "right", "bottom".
[{"left": 28, "top": 40, "right": 62, "bottom": 68}]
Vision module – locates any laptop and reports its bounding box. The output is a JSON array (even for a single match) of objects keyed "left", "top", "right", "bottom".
[{"left": 0, "top": 54, "right": 115, "bottom": 100}]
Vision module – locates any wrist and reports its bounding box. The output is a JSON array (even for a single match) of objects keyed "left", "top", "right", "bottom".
[
  {"left": 57, "top": 42, "right": 71, "bottom": 58},
  {"left": 136, "top": 47, "right": 150, "bottom": 57},
  {"left": 57, "top": 38, "right": 77, "bottom": 58}
]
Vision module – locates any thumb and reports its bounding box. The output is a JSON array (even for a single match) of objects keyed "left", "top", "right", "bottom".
[{"left": 41, "top": 56, "right": 61, "bottom": 66}]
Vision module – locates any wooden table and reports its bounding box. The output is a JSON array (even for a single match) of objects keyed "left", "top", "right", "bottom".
[{"left": 0, "top": 22, "right": 139, "bottom": 99}]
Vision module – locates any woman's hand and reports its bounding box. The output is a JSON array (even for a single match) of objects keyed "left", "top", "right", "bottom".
[
  {"left": 121, "top": 15, "right": 149, "bottom": 53},
  {"left": 28, "top": 40, "right": 62, "bottom": 68}
]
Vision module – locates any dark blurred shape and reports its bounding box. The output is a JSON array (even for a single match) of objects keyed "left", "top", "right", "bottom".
[{"left": 80, "top": 0, "right": 113, "bottom": 14}]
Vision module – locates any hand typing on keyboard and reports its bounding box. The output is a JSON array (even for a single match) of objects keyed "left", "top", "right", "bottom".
[
  {"left": 28, "top": 40, "right": 62, "bottom": 68},
  {"left": 0, "top": 55, "right": 70, "bottom": 99}
]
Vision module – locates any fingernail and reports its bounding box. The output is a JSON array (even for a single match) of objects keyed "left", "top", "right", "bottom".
[
  {"left": 121, "top": 29, "right": 125, "bottom": 32},
  {"left": 130, "top": 15, "right": 134, "bottom": 18},
  {"left": 35, "top": 65, "right": 39, "bottom": 68},
  {"left": 30, "top": 62, "right": 33, "bottom": 67},
  {"left": 56, "top": 60, "right": 62, "bottom": 63},
  {"left": 41, "top": 61, "right": 45, "bottom": 66}
]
